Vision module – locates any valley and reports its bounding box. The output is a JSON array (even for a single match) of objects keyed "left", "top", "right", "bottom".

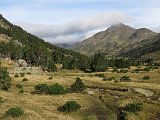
[
  {"left": 0, "top": 14, "right": 160, "bottom": 120},
  {"left": 0, "top": 61, "right": 160, "bottom": 120}
]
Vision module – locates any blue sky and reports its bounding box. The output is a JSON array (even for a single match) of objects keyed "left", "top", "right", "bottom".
[{"left": 1, "top": 0, "right": 160, "bottom": 44}]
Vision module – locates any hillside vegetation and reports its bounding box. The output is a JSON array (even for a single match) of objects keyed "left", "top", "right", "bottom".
[{"left": 0, "top": 14, "right": 91, "bottom": 71}]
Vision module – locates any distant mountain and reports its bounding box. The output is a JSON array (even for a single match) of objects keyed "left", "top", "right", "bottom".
[
  {"left": 0, "top": 14, "right": 91, "bottom": 71},
  {"left": 55, "top": 42, "right": 79, "bottom": 49},
  {"left": 72, "top": 23, "right": 159, "bottom": 61},
  {"left": 55, "top": 43, "right": 72, "bottom": 48}
]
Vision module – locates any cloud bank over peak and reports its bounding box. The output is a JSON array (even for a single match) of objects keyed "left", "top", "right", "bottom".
[{"left": 19, "top": 11, "right": 132, "bottom": 44}]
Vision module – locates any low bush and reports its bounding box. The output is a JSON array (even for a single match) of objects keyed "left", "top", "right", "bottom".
[
  {"left": 151, "top": 95, "right": 159, "bottom": 101},
  {"left": 65, "top": 88, "right": 72, "bottom": 93},
  {"left": 5, "top": 107, "right": 24, "bottom": 117},
  {"left": 119, "top": 69, "right": 128, "bottom": 73},
  {"left": 153, "top": 66, "right": 159, "bottom": 69},
  {"left": 103, "top": 77, "right": 115, "bottom": 81},
  {"left": 34, "top": 84, "right": 48, "bottom": 94},
  {"left": 34, "top": 83, "right": 66, "bottom": 95},
  {"left": 26, "top": 72, "right": 31, "bottom": 75},
  {"left": 20, "top": 73, "right": 25, "bottom": 77},
  {"left": 18, "top": 89, "right": 24, "bottom": 94},
  {"left": 58, "top": 101, "right": 81, "bottom": 112},
  {"left": 48, "top": 76, "right": 53, "bottom": 80},
  {"left": 120, "top": 76, "right": 131, "bottom": 82},
  {"left": 71, "top": 77, "right": 86, "bottom": 92},
  {"left": 134, "top": 68, "right": 140, "bottom": 73},
  {"left": 148, "top": 66, "right": 153, "bottom": 70},
  {"left": 103, "top": 78, "right": 108, "bottom": 81},
  {"left": 0, "top": 97, "right": 4, "bottom": 104},
  {"left": 22, "top": 78, "right": 28, "bottom": 82},
  {"left": 118, "top": 110, "right": 127, "bottom": 120},
  {"left": 143, "top": 67, "right": 150, "bottom": 71},
  {"left": 124, "top": 103, "right": 143, "bottom": 113},
  {"left": 16, "top": 84, "right": 22, "bottom": 89},
  {"left": 114, "top": 80, "right": 119, "bottom": 83},
  {"left": 112, "top": 68, "right": 119, "bottom": 73},
  {"left": 22, "top": 68, "right": 26, "bottom": 71},
  {"left": 14, "top": 73, "right": 19, "bottom": 77},
  {"left": 47, "top": 84, "right": 66, "bottom": 94},
  {"left": 95, "top": 73, "right": 105, "bottom": 78},
  {"left": 143, "top": 76, "right": 150, "bottom": 80},
  {"left": 108, "top": 77, "right": 115, "bottom": 81}
]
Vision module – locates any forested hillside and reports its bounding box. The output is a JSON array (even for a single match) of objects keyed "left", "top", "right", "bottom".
[{"left": 0, "top": 14, "right": 91, "bottom": 71}]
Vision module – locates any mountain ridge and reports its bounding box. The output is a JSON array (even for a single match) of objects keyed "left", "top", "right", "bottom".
[{"left": 71, "top": 23, "right": 159, "bottom": 60}]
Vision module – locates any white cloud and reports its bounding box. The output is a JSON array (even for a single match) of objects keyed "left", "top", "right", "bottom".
[
  {"left": 151, "top": 27, "right": 160, "bottom": 33},
  {"left": 127, "top": 7, "right": 160, "bottom": 29},
  {"left": 44, "top": 34, "right": 84, "bottom": 44},
  {"left": 18, "top": 11, "right": 132, "bottom": 44}
]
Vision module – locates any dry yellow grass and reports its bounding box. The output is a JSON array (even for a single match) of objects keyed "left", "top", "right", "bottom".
[
  {"left": 0, "top": 74, "right": 111, "bottom": 120},
  {"left": 0, "top": 88, "right": 104, "bottom": 120},
  {"left": 0, "top": 58, "right": 15, "bottom": 70},
  {"left": 0, "top": 66, "right": 160, "bottom": 120}
]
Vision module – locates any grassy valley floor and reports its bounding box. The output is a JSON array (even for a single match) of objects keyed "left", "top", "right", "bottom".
[{"left": 0, "top": 67, "right": 160, "bottom": 120}]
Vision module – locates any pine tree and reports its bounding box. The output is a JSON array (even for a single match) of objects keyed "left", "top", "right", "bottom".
[
  {"left": 91, "top": 53, "right": 108, "bottom": 72},
  {"left": 71, "top": 77, "right": 86, "bottom": 92},
  {"left": 0, "top": 66, "right": 11, "bottom": 90}
]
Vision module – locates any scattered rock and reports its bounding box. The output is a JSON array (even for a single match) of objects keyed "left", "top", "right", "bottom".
[
  {"left": 17, "top": 59, "right": 28, "bottom": 67},
  {"left": 147, "top": 98, "right": 151, "bottom": 100},
  {"left": 87, "top": 90, "right": 94, "bottom": 95},
  {"left": 86, "top": 88, "right": 95, "bottom": 95},
  {"left": 133, "top": 88, "right": 154, "bottom": 97},
  {"left": 115, "top": 96, "right": 120, "bottom": 98}
]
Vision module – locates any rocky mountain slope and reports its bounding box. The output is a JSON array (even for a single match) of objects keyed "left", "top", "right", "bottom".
[
  {"left": 72, "top": 23, "right": 159, "bottom": 60},
  {"left": 120, "top": 34, "right": 160, "bottom": 62}
]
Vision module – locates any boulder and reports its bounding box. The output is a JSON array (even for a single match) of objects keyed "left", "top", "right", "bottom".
[{"left": 18, "top": 59, "right": 28, "bottom": 67}]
